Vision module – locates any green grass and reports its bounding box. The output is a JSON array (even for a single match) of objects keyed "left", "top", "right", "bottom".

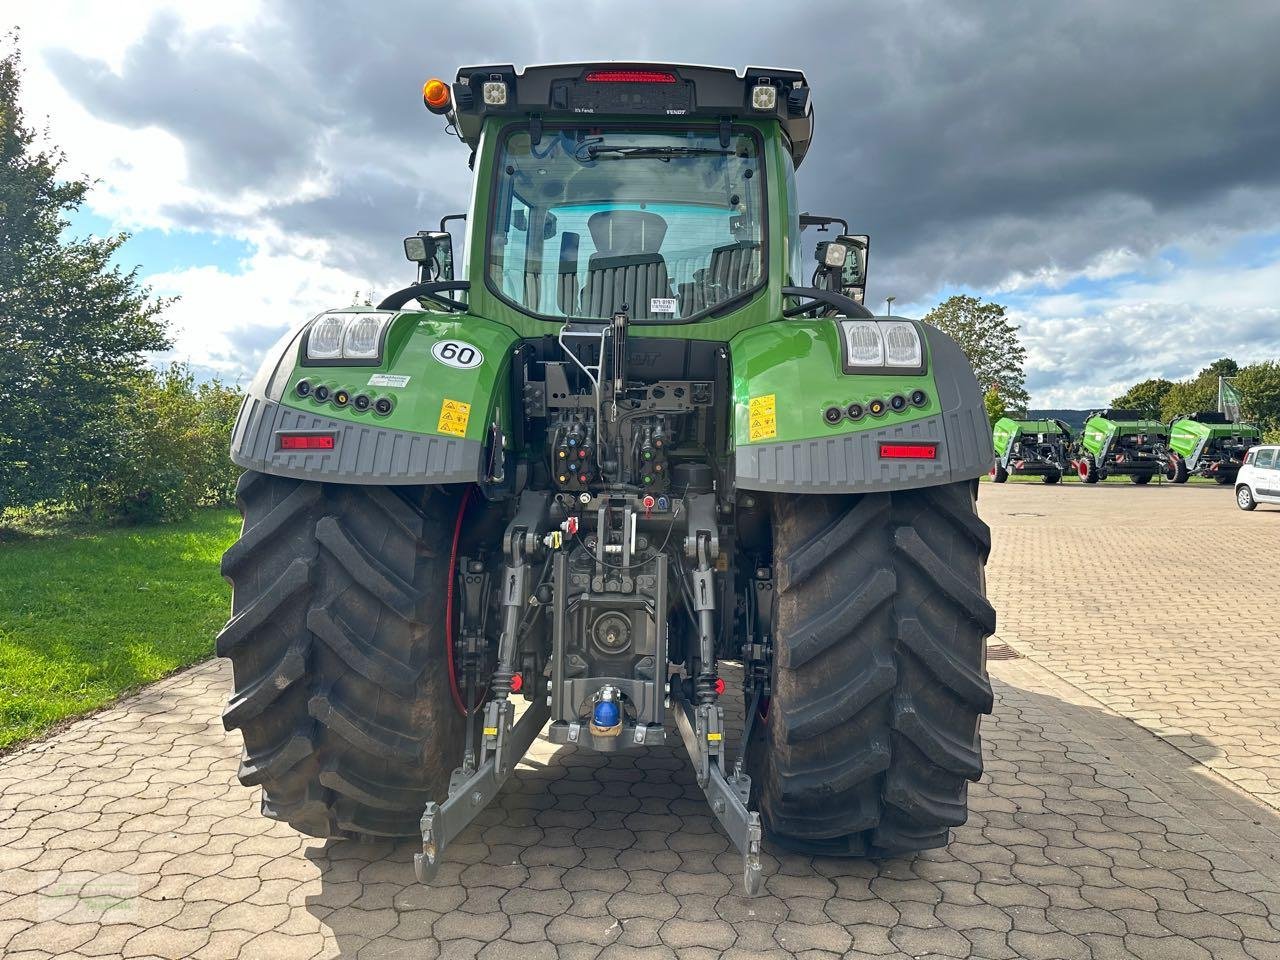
[{"left": 0, "top": 509, "right": 240, "bottom": 750}]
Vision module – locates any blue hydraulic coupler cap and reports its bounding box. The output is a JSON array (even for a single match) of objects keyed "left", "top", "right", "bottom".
[{"left": 592, "top": 699, "right": 621, "bottom": 728}]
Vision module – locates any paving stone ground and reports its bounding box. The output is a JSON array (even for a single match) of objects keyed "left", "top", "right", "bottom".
[{"left": 2, "top": 481, "right": 1279, "bottom": 959}]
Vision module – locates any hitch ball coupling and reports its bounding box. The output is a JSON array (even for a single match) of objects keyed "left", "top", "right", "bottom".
[{"left": 589, "top": 685, "right": 622, "bottom": 737}]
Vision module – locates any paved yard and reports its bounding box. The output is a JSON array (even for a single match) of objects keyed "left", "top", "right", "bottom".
[{"left": 2, "top": 482, "right": 1279, "bottom": 959}]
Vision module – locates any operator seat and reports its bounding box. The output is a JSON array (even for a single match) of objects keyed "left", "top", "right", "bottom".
[
  {"left": 680, "top": 240, "right": 761, "bottom": 314},
  {"left": 581, "top": 211, "right": 675, "bottom": 320}
]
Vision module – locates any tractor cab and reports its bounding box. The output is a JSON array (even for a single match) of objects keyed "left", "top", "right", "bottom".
[{"left": 402, "top": 63, "right": 878, "bottom": 327}]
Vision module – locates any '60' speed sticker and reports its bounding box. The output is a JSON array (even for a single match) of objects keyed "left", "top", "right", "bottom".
[{"left": 431, "top": 340, "right": 484, "bottom": 369}]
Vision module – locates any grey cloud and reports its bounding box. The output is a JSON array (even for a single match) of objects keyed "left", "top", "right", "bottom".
[{"left": 44, "top": 0, "right": 1280, "bottom": 393}]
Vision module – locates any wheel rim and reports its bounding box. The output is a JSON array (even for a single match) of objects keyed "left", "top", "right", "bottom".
[
  {"left": 1238, "top": 488, "right": 1250, "bottom": 508},
  {"left": 1078, "top": 460, "right": 1089, "bottom": 479}
]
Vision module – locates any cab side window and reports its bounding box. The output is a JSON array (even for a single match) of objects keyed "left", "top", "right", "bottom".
[{"left": 1257, "top": 449, "right": 1276, "bottom": 469}]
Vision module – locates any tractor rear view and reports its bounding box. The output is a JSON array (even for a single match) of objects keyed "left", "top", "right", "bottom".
[
  {"left": 1167, "top": 412, "right": 1261, "bottom": 484},
  {"left": 215, "top": 63, "right": 996, "bottom": 894},
  {"left": 990, "top": 417, "right": 1072, "bottom": 484},
  {"left": 1075, "top": 409, "right": 1168, "bottom": 484}
]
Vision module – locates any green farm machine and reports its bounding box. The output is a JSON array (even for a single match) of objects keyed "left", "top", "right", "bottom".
[
  {"left": 217, "top": 63, "right": 996, "bottom": 893},
  {"left": 990, "top": 416, "right": 1072, "bottom": 484},
  {"left": 1074, "top": 409, "right": 1169, "bottom": 484},
  {"left": 1166, "top": 412, "right": 1261, "bottom": 484}
]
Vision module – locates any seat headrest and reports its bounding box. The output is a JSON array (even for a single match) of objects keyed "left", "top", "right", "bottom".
[{"left": 587, "top": 210, "right": 668, "bottom": 256}]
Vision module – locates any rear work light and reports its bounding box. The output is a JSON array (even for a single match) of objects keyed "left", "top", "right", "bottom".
[
  {"left": 879, "top": 443, "right": 938, "bottom": 460},
  {"left": 279, "top": 433, "right": 335, "bottom": 451},
  {"left": 584, "top": 70, "right": 677, "bottom": 83}
]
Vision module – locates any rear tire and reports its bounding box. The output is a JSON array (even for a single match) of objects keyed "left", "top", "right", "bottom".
[
  {"left": 1042, "top": 471, "right": 1061, "bottom": 485},
  {"left": 755, "top": 481, "right": 995, "bottom": 857},
  {"left": 990, "top": 464, "right": 1009, "bottom": 483},
  {"left": 217, "top": 472, "right": 465, "bottom": 839},
  {"left": 1168, "top": 454, "right": 1189, "bottom": 483},
  {"left": 1214, "top": 474, "right": 1232, "bottom": 485},
  {"left": 1078, "top": 456, "right": 1100, "bottom": 484},
  {"left": 1130, "top": 473, "right": 1151, "bottom": 485}
]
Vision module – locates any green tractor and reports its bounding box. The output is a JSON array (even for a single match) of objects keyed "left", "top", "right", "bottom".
[
  {"left": 217, "top": 63, "right": 995, "bottom": 894},
  {"left": 1166, "top": 411, "right": 1261, "bottom": 484},
  {"left": 989, "top": 416, "right": 1072, "bottom": 484},
  {"left": 1074, "top": 409, "right": 1169, "bottom": 484}
]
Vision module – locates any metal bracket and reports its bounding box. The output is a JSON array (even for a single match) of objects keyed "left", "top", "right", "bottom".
[
  {"left": 672, "top": 697, "right": 764, "bottom": 896},
  {"left": 415, "top": 698, "right": 550, "bottom": 885}
]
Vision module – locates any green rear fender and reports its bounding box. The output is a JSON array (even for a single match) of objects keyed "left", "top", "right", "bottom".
[
  {"left": 230, "top": 310, "right": 518, "bottom": 485},
  {"left": 730, "top": 318, "right": 991, "bottom": 493}
]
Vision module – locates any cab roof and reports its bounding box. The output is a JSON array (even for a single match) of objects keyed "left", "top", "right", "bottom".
[{"left": 448, "top": 62, "right": 815, "bottom": 167}]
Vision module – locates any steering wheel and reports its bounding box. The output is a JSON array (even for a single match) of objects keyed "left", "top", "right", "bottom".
[{"left": 377, "top": 280, "right": 471, "bottom": 312}]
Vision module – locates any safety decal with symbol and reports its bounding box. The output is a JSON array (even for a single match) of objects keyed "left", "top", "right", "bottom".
[
  {"left": 748, "top": 394, "right": 777, "bottom": 442},
  {"left": 437, "top": 399, "right": 472, "bottom": 438}
]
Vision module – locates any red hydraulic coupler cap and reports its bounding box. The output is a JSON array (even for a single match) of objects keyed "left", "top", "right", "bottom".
[
  {"left": 713, "top": 677, "right": 726, "bottom": 696},
  {"left": 510, "top": 673, "right": 523, "bottom": 693}
]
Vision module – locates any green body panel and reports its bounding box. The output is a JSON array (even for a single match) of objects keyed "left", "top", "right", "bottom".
[
  {"left": 1168, "top": 418, "right": 1260, "bottom": 461},
  {"left": 991, "top": 417, "right": 1066, "bottom": 459},
  {"left": 727, "top": 320, "right": 940, "bottom": 448},
  {"left": 1079, "top": 415, "right": 1167, "bottom": 458},
  {"left": 279, "top": 310, "right": 518, "bottom": 443}
]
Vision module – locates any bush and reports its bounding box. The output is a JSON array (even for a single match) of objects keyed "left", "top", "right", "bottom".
[{"left": 80, "top": 365, "right": 242, "bottom": 524}]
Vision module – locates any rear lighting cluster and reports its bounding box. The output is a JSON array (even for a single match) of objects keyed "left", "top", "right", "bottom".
[
  {"left": 585, "top": 69, "right": 677, "bottom": 84},
  {"left": 879, "top": 443, "right": 938, "bottom": 460},
  {"left": 296, "top": 379, "right": 394, "bottom": 416},
  {"left": 279, "top": 434, "right": 335, "bottom": 451},
  {"left": 823, "top": 390, "right": 929, "bottom": 427}
]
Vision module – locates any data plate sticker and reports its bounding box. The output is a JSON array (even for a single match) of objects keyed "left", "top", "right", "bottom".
[
  {"left": 748, "top": 394, "right": 777, "bottom": 442},
  {"left": 437, "top": 399, "right": 472, "bottom": 438},
  {"left": 649, "top": 297, "right": 677, "bottom": 314},
  {"left": 432, "top": 340, "right": 484, "bottom": 369},
  {"left": 367, "top": 373, "right": 411, "bottom": 388}
]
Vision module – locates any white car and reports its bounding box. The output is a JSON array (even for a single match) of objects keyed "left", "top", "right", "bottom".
[{"left": 1236, "top": 445, "right": 1280, "bottom": 511}]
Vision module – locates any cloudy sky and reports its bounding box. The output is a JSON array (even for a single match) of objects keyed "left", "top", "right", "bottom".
[{"left": 11, "top": 1, "right": 1280, "bottom": 406}]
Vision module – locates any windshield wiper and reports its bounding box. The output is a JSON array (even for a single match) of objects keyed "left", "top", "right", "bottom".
[{"left": 583, "top": 145, "right": 735, "bottom": 162}]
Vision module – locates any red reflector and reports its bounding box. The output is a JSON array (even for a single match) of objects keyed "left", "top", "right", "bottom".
[
  {"left": 584, "top": 70, "right": 677, "bottom": 84},
  {"left": 879, "top": 443, "right": 938, "bottom": 460},
  {"left": 279, "top": 434, "right": 335, "bottom": 451}
]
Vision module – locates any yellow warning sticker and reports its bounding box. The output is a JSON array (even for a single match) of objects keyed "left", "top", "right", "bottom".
[
  {"left": 747, "top": 394, "right": 777, "bottom": 442},
  {"left": 707, "top": 732, "right": 723, "bottom": 742},
  {"left": 437, "top": 398, "right": 472, "bottom": 438}
]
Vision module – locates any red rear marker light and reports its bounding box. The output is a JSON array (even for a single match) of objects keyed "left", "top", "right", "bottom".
[
  {"left": 879, "top": 443, "right": 938, "bottom": 460},
  {"left": 279, "top": 433, "right": 335, "bottom": 451},
  {"left": 585, "top": 70, "right": 677, "bottom": 84}
]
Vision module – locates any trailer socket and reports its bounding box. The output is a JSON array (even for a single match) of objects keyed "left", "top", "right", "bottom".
[{"left": 823, "top": 405, "right": 843, "bottom": 425}]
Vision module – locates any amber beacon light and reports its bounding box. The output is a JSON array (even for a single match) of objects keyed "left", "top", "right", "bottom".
[{"left": 422, "top": 78, "right": 451, "bottom": 113}]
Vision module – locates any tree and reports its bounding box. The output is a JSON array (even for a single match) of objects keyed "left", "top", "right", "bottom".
[
  {"left": 1160, "top": 379, "right": 1216, "bottom": 423},
  {"left": 1110, "top": 377, "right": 1173, "bottom": 415},
  {"left": 0, "top": 39, "right": 170, "bottom": 510},
  {"left": 922, "top": 295, "right": 1028, "bottom": 409},
  {"left": 983, "top": 384, "right": 1007, "bottom": 424},
  {"left": 1235, "top": 360, "right": 1280, "bottom": 433},
  {"left": 88, "top": 365, "right": 242, "bottom": 523}
]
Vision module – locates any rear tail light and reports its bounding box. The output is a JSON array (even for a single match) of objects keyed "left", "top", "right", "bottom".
[
  {"left": 879, "top": 443, "right": 938, "bottom": 460},
  {"left": 279, "top": 433, "right": 335, "bottom": 451}
]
